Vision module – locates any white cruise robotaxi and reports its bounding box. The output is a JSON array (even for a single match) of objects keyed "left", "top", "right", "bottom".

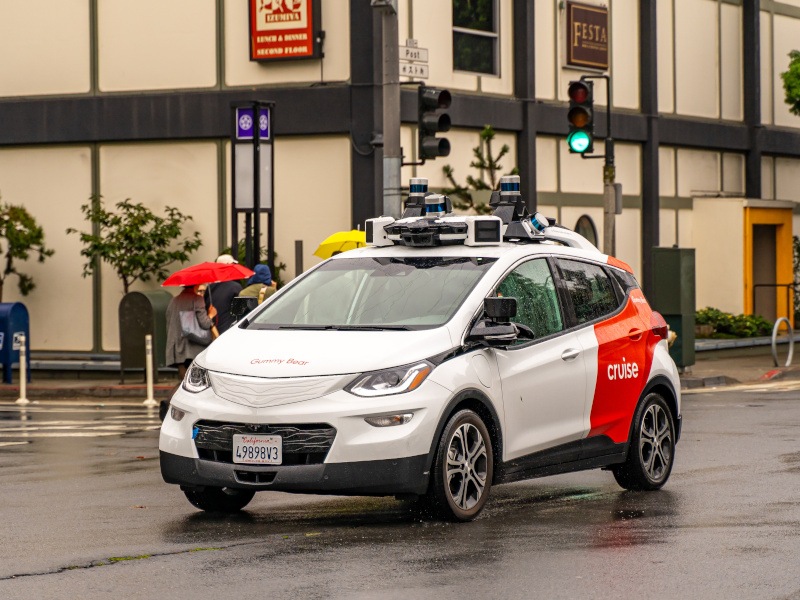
[{"left": 159, "top": 175, "right": 681, "bottom": 521}]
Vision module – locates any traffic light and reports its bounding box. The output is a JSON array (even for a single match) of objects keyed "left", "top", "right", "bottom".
[
  {"left": 418, "top": 86, "right": 452, "bottom": 160},
  {"left": 566, "top": 80, "right": 594, "bottom": 154}
]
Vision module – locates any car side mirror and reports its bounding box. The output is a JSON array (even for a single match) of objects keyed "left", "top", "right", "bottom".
[
  {"left": 466, "top": 297, "right": 520, "bottom": 346},
  {"left": 484, "top": 297, "right": 517, "bottom": 320},
  {"left": 231, "top": 296, "right": 258, "bottom": 322}
]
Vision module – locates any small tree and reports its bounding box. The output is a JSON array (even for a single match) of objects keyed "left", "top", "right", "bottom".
[
  {"left": 0, "top": 201, "right": 55, "bottom": 302},
  {"left": 67, "top": 197, "right": 202, "bottom": 295},
  {"left": 442, "top": 125, "right": 519, "bottom": 215},
  {"left": 781, "top": 50, "right": 800, "bottom": 116}
]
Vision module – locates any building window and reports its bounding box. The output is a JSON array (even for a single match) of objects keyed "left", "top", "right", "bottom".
[{"left": 452, "top": 0, "right": 498, "bottom": 75}]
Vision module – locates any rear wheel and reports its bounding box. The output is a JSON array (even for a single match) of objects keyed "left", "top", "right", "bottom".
[
  {"left": 428, "top": 409, "right": 493, "bottom": 521},
  {"left": 183, "top": 487, "right": 256, "bottom": 513},
  {"left": 612, "top": 392, "right": 675, "bottom": 491}
]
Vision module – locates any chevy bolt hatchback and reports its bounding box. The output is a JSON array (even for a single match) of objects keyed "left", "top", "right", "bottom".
[{"left": 160, "top": 176, "right": 681, "bottom": 521}]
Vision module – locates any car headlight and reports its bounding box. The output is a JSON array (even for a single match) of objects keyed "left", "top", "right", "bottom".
[
  {"left": 347, "top": 361, "right": 433, "bottom": 397},
  {"left": 182, "top": 364, "right": 211, "bottom": 393}
]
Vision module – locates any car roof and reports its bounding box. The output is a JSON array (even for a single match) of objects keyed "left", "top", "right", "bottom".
[{"left": 336, "top": 240, "right": 610, "bottom": 265}]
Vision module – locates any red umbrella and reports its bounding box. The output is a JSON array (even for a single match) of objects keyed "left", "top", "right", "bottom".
[{"left": 161, "top": 262, "right": 255, "bottom": 287}]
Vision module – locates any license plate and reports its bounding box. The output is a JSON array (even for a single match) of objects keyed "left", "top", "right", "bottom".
[{"left": 232, "top": 434, "right": 282, "bottom": 465}]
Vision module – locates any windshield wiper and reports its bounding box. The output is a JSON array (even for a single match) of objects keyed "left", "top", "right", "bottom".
[
  {"left": 275, "top": 325, "right": 338, "bottom": 330},
  {"left": 264, "top": 324, "right": 411, "bottom": 331},
  {"left": 333, "top": 325, "right": 411, "bottom": 331}
]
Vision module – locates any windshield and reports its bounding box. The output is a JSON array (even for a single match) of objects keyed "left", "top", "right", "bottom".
[{"left": 247, "top": 256, "right": 497, "bottom": 330}]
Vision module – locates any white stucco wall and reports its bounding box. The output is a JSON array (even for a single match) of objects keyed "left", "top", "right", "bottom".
[{"left": 0, "top": 147, "right": 94, "bottom": 350}]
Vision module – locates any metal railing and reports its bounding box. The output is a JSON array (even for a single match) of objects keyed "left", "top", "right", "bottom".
[{"left": 752, "top": 284, "right": 795, "bottom": 367}]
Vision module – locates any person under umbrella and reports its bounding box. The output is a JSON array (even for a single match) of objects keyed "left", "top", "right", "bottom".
[
  {"left": 165, "top": 283, "right": 216, "bottom": 380},
  {"left": 240, "top": 264, "right": 277, "bottom": 304},
  {"left": 204, "top": 254, "right": 243, "bottom": 334}
]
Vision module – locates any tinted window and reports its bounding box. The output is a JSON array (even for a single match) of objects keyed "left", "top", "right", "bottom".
[
  {"left": 496, "top": 259, "right": 563, "bottom": 340},
  {"left": 559, "top": 259, "right": 619, "bottom": 325},
  {"left": 249, "top": 256, "right": 496, "bottom": 330}
]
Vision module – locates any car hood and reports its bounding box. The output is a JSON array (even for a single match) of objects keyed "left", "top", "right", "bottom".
[{"left": 198, "top": 326, "right": 455, "bottom": 378}]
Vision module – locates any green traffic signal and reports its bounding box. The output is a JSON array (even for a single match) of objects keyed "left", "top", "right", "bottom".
[
  {"left": 567, "top": 130, "right": 591, "bottom": 153},
  {"left": 566, "top": 80, "right": 594, "bottom": 154}
]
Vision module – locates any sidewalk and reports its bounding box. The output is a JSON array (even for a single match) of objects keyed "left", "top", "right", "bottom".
[{"left": 0, "top": 339, "right": 797, "bottom": 401}]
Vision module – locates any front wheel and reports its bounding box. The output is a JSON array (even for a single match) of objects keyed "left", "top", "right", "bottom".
[
  {"left": 183, "top": 487, "right": 256, "bottom": 513},
  {"left": 428, "top": 409, "right": 494, "bottom": 521},
  {"left": 612, "top": 392, "right": 675, "bottom": 491}
]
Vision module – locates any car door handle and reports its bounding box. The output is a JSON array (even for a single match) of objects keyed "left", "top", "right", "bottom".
[
  {"left": 628, "top": 329, "right": 644, "bottom": 341},
  {"left": 561, "top": 348, "right": 581, "bottom": 361}
]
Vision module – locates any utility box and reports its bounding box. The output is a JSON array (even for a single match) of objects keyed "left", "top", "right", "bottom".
[
  {"left": 651, "top": 247, "right": 696, "bottom": 369},
  {"left": 0, "top": 302, "right": 30, "bottom": 383},
  {"left": 119, "top": 290, "right": 171, "bottom": 382}
]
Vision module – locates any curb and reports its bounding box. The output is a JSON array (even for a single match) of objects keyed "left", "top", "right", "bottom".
[{"left": 0, "top": 385, "right": 175, "bottom": 401}]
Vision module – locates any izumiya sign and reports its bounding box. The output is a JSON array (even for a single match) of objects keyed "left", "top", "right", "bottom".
[{"left": 249, "top": 0, "right": 322, "bottom": 62}]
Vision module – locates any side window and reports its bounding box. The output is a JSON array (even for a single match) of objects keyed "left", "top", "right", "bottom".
[
  {"left": 496, "top": 259, "right": 563, "bottom": 340},
  {"left": 558, "top": 259, "right": 620, "bottom": 325}
]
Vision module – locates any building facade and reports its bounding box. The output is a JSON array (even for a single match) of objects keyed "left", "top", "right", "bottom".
[{"left": 0, "top": 0, "right": 798, "bottom": 354}]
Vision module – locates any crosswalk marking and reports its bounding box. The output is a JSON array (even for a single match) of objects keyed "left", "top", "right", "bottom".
[{"left": 0, "top": 402, "right": 161, "bottom": 441}]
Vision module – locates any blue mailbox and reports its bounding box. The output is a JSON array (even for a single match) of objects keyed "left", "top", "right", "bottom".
[{"left": 0, "top": 302, "right": 30, "bottom": 383}]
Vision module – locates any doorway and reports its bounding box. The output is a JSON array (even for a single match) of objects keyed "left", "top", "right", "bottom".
[{"left": 752, "top": 224, "right": 777, "bottom": 322}]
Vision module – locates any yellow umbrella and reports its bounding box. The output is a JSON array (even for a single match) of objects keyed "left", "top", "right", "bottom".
[{"left": 313, "top": 229, "right": 367, "bottom": 259}]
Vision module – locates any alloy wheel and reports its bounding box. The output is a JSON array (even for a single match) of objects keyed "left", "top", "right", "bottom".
[
  {"left": 639, "top": 403, "right": 673, "bottom": 483},
  {"left": 446, "top": 422, "right": 488, "bottom": 510}
]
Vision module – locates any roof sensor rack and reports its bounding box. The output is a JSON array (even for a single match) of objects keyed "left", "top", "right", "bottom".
[{"left": 364, "top": 176, "right": 600, "bottom": 253}]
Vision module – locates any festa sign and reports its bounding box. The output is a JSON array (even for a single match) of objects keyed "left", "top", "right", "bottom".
[{"left": 249, "top": 0, "right": 322, "bottom": 62}]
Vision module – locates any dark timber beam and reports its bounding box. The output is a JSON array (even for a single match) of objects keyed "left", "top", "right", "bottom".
[{"left": 743, "top": 0, "right": 762, "bottom": 198}]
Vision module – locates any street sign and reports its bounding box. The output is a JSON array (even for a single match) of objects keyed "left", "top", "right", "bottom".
[
  {"left": 399, "top": 38, "right": 429, "bottom": 79},
  {"left": 400, "top": 63, "right": 429, "bottom": 78},
  {"left": 400, "top": 45, "right": 428, "bottom": 63}
]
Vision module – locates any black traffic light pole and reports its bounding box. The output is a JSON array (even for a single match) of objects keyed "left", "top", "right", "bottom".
[{"left": 577, "top": 74, "right": 616, "bottom": 255}]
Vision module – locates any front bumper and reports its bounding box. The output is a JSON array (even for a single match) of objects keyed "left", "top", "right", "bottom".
[
  {"left": 160, "top": 451, "right": 430, "bottom": 496},
  {"left": 159, "top": 376, "right": 454, "bottom": 495}
]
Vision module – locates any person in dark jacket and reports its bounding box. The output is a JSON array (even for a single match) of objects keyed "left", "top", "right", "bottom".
[
  {"left": 240, "top": 264, "right": 277, "bottom": 304},
  {"left": 205, "top": 254, "right": 243, "bottom": 334}
]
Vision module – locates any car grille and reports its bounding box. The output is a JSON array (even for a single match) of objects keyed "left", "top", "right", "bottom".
[
  {"left": 193, "top": 420, "right": 336, "bottom": 466},
  {"left": 208, "top": 372, "right": 351, "bottom": 408}
]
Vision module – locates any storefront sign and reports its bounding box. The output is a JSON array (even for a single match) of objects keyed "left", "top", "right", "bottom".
[
  {"left": 566, "top": 1, "right": 609, "bottom": 71},
  {"left": 249, "top": 0, "right": 322, "bottom": 62}
]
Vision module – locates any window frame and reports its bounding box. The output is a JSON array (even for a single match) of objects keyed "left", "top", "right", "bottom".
[
  {"left": 553, "top": 257, "right": 628, "bottom": 330},
  {"left": 486, "top": 256, "right": 567, "bottom": 349},
  {"left": 451, "top": 0, "right": 500, "bottom": 77}
]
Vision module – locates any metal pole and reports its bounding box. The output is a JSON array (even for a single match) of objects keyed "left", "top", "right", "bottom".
[
  {"left": 253, "top": 102, "right": 262, "bottom": 267},
  {"left": 15, "top": 334, "right": 29, "bottom": 405},
  {"left": 268, "top": 104, "right": 275, "bottom": 271},
  {"left": 231, "top": 104, "right": 239, "bottom": 263},
  {"left": 602, "top": 76, "right": 615, "bottom": 256},
  {"left": 295, "top": 240, "right": 304, "bottom": 277},
  {"left": 143, "top": 334, "right": 157, "bottom": 407},
  {"left": 380, "top": 4, "right": 401, "bottom": 218}
]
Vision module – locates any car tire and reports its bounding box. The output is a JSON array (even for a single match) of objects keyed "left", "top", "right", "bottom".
[
  {"left": 612, "top": 392, "right": 675, "bottom": 491},
  {"left": 428, "top": 409, "right": 493, "bottom": 522},
  {"left": 183, "top": 487, "right": 256, "bottom": 513}
]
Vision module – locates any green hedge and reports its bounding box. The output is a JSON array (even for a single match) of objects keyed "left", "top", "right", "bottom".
[{"left": 695, "top": 307, "right": 773, "bottom": 338}]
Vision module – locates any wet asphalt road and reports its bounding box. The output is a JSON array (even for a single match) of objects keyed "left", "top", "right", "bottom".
[{"left": 1, "top": 381, "right": 800, "bottom": 600}]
